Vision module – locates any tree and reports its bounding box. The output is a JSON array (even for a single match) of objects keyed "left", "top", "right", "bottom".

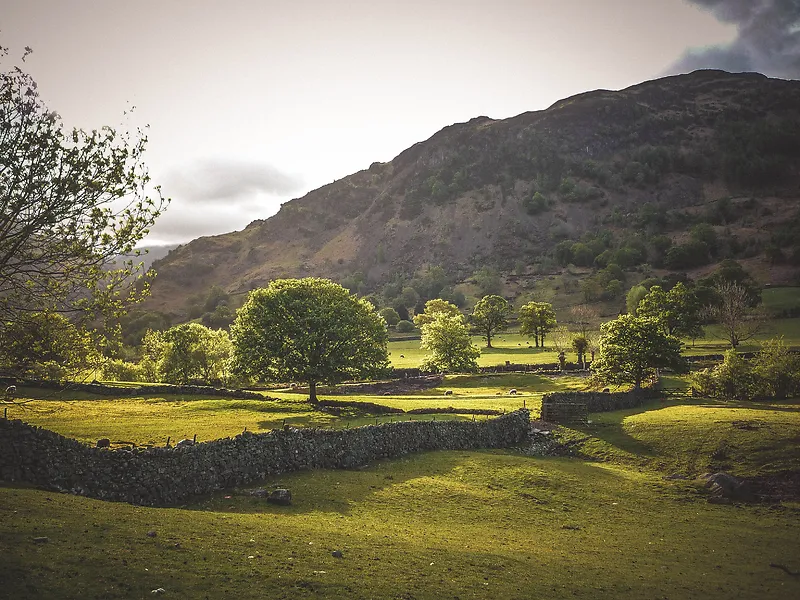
[
  {"left": 395, "top": 319, "right": 414, "bottom": 333},
  {"left": 419, "top": 313, "right": 480, "bottom": 373},
  {"left": 0, "top": 46, "right": 167, "bottom": 338},
  {"left": 413, "top": 298, "right": 461, "bottom": 328},
  {"left": 0, "top": 311, "right": 98, "bottom": 379},
  {"left": 518, "top": 301, "right": 557, "bottom": 347},
  {"left": 379, "top": 307, "right": 400, "bottom": 327},
  {"left": 592, "top": 315, "right": 688, "bottom": 389},
  {"left": 470, "top": 295, "right": 510, "bottom": 348},
  {"left": 637, "top": 283, "right": 703, "bottom": 339},
  {"left": 572, "top": 336, "right": 589, "bottom": 369},
  {"left": 626, "top": 284, "right": 648, "bottom": 316},
  {"left": 473, "top": 267, "right": 502, "bottom": 296},
  {"left": 148, "top": 323, "right": 232, "bottom": 384},
  {"left": 230, "top": 278, "right": 389, "bottom": 402},
  {"left": 705, "top": 281, "right": 764, "bottom": 348},
  {"left": 570, "top": 304, "right": 598, "bottom": 338}
]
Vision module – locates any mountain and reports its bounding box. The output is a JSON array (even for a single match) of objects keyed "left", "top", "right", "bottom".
[{"left": 144, "top": 70, "right": 800, "bottom": 317}]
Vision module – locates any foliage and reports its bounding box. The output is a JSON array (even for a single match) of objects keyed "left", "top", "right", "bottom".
[
  {"left": 518, "top": 301, "right": 557, "bottom": 347},
  {"left": 0, "top": 46, "right": 167, "bottom": 345},
  {"left": 751, "top": 338, "right": 800, "bottom": 399},
  {"left": 637, "top": 283, "right": 703, "bottom": 339},
  {"left": 412, "top": 298, "right": 461, "bottom": 328},
  {"left": 472, "top": 267, "right": 502, "bottom": 296},
  {"left": 146, "top": 323, "right": 233, "bottom": 385},
  {"left": 0, "top": 311, "right": 98, "bottom": 379},
  {"left": 626, "top": 285, "right": 648, "bottom": 315},
  {"left": 522, "top": 191, "right": 549, "bottom": 215},
  {"left": 100, "top": 359, "right": 142, "bottom": 382},
  {"left": 692, "top": 339, "right": 800, "bottom": 401},
  {"left": 470, "top": 295, "right": 510, "bottom": 348},
  {"left": 572, "top": 336, "right": 589, "bottom": 368},
  {"left": 395, "top": 319, "right": 414, "bottom": 333},
  {"left": 230, "top": 278, "right": 389, "bottom": 401},
  {"left": 419, "top": 313, "right": 480, "bottom": 373},
  {"left": 379, "top": 307, "right": 401, "bottom": 327},
  {"left": 691, "top": 350, "right": 753, "bottom": 401},
  {"left": 592, "top": 315, "right": 688, "bottom": 389}
]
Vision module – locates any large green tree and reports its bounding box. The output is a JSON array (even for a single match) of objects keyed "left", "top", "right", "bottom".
[
  {"left": 518, "top": 301, "right": 557, "bottom": 347},
  {"left": 230, "top": 278, "right": 389, "bottom": 401},
  {"left": 0, "top": 45, "right": 166, "bottom": 342},
  {"left": 470, "top": 295, "right": 510, "bottom": 348},
  {"left": 636, "top": 283, "right": 703, "bottom": 339},
  {"left": 419, "top": 313, "right": 480, "bottom": 373},
  {"left": 592, "top": 315, "right": 688, "bottom": 389}
]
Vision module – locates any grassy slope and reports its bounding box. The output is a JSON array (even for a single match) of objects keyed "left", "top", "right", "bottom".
[
  {"left": 3, "top": 378, "right": 800, "bottom": 598},
  {"left": 2, "top": 451, "right": 798, "bottom": 599}
]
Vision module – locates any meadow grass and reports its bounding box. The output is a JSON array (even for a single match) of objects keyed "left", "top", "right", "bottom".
[
  {"left": 762, "top": 286, "right": 800, "bottom": 314},
  {"left": 4, "top": 378, "right": 800, "bottom": 598},
  {"left": 2, "top": 449, "right": 799, "bottom": 599},
  {"left": 559, "top": 398, "right": 800, "bottom": 478},
  {"left": 389, "top": 332, "right": 565, "bottom": 368}
]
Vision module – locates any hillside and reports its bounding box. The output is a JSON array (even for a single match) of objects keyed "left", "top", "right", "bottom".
[{"left": 145, "top": 70, "right": 800, "bottom": 317}]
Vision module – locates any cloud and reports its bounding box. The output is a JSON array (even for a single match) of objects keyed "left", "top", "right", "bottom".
[
  {"left": 163, "top": 158, "right": 303, "bottom": 205},
  {"left": 667, "top": 0, "right": 800, "bottom": 79},
  {"left": 145, "top": 198, "right": 283, "bottom": 244}
]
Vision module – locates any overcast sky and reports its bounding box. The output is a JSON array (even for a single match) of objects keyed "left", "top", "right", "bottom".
[{"left": 3, "top": 0, "right": 798, "bottom": 245}]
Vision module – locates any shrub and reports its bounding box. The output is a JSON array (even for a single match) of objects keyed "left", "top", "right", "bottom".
[
  {"left": 101, "top": 359, "right": 142, "bottom": 382},
  {"left": 395, "top": 320, "right": 415, "bottom": 333}
]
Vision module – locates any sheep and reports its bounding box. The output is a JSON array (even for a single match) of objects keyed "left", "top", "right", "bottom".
[
  {"left": 508, "top": 389, "right": 518, "bottom": 395},
  {"left": 4, "top": 385, "right": 16, "bottom": 398},
  {"left": 400, "top": 354, "right": 405, "bottom": 358},
  {"left": 444, "top": 390, "right": 453, "bottom": 396}
]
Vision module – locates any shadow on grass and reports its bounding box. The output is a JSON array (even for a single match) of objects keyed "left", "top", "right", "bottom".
[{"left": 187, "top": 450, "right": 639, "bottom": 517}]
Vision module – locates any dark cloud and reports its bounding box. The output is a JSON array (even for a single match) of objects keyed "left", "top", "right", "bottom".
[
  {"left": 163, "top": 158, "right": 303, "bottom": 205},
  {"left": 668, "top": 0, "right": 800, "bottom": 79}
]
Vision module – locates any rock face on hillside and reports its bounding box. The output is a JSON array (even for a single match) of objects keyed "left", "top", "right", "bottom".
[{"left": 146, "top": 70, "right": 800, "bottom": 316}]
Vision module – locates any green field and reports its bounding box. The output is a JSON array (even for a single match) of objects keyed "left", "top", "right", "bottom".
[
  {"left": 388, "top": 317, "right": 800, "bottom": 367},
  {"left": 3, "top": 376, "right": 800, "bottom": 598}
]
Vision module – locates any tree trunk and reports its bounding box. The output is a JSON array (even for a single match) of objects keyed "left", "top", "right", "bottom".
[
  {"left": 486, "top": 330, "right": 493, "bottom": 348},
  {"left": 309, "top": 381, "right": 318, "bottom": 403}
]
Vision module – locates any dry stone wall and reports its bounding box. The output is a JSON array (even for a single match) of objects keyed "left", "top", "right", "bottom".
[
  {"left": 0, "top": 409, "right": 530, "bottom": 507},
  {"left": 541, "top": 389, "right": 661, "bottom": 423}
]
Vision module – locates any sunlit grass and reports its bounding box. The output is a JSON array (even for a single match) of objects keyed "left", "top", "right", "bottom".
[{"left": 2, "top": 450, "right": 799, "bottom": 599}]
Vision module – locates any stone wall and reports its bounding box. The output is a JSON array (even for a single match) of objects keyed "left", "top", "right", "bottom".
[
  {"left": 0, "top": 409, "right": 530, "bottom": 507},
  {"left": 541, "top": 388, "right": 661, "bottom": 423},
  {"left": 2, "top": 378, "right": 262, "bottom": 399}
]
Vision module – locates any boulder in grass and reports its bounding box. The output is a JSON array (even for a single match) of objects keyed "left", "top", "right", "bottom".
[
  {"left": 267, "top": 489, "right": 292, "bottom": 506},
  {"left": 704, "top": 472, "right": 756, "bottom": 503},
  {"left": 96, "top": 438, "right": 111, "bottom": 448}
]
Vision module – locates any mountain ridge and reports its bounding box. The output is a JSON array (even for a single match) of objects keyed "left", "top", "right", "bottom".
[{"left": 144, "top": 69, "right": 800, "bottom": 317}]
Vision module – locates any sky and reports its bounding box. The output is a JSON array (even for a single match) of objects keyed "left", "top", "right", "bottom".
[{"left": 2, "top": 0, "right": 799, "bottom": 245}]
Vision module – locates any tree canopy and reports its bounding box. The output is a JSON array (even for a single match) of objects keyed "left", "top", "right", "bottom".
[
  {"left": 636, "top": 283, "right": 703, "bottom": 339},
  {"left": 145, "top": 323, "right": 233, "bottom": 385},
  {"left": 470, "top": 295, "right": 510, "bottom": 348},
  {"left": 0, "top": 46, "right": 167, "bottom": 340},
  {"left": 412, "top": 298, "right": 461, "bottom": 328},
  {"left": 230, "top": 278, "right": 389, "bottom": 401},
  {"left": 0, "top": 311, "right": 98, "bottom": 379},
  {"left": 419, "top": 312, "right": 480, "bottom": 373},
  {"left": 518, "top": 301, "right": 557, "bottom": 347},
  {"left": 592, "top": 314, "right": 688, "bottom": 389}
]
